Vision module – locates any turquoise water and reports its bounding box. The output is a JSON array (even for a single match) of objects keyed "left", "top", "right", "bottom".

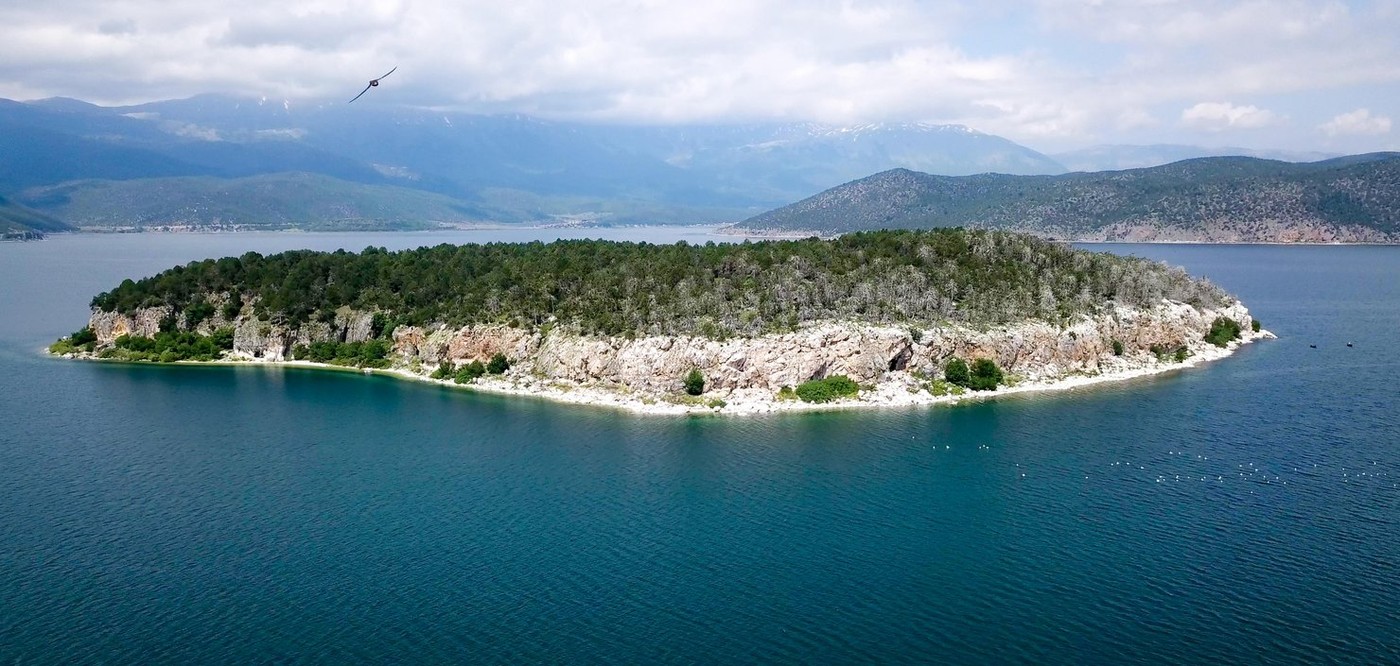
[{"left": 2, "top": 234, "right": 1398, "bottom": 663}]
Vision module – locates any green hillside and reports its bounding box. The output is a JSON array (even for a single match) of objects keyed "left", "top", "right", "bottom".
[
  {"left": 733, "top": 154, "right": 1400, "bottom": 242},
  {"left": 18, "top": 172, "right": 517, "bottom": 231},
  {"left": 0, "top": 194, "right": 72, "bottom": 237}
]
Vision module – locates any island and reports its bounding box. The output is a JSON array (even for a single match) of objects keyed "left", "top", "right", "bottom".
[{"left": 49, "top": 229, "right": 1271, "bottom": 414}]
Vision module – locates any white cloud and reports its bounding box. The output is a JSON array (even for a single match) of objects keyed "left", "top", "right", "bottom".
[
  {"left": 0, "top": 0, "right": 1395, "bottom": 150},
  {"left": 1180, "top": 102, "right": 1280, "bottom": 131},
  {"left": 1320, "top": 108, "right": 1392, "bottom": 136}
]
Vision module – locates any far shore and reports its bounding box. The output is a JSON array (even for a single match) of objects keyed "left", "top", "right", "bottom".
[
  {"left": 47, "top": 329, "right": 1274, "bottom": 416},
  {"left": 10, "top": 227, "right": 1398, "bottom": 246}
]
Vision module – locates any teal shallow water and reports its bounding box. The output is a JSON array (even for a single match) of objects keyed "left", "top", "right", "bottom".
[{"left": 2, "top": 234, "right": 1398, "bottom": 663}]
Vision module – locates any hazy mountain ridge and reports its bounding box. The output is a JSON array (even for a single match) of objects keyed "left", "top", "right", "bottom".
[
  {"left": 1052, "top": 144, "right": 1341, "bottom": 173},
  {"left": 732, "top": 154, "right": 1400, "bottom": 242},
  {"left": 0, "top": 95, "right": 1067, "bottom": 231},
  {"left": 0, "top": 194, "right": 71, "bottom": 237}
]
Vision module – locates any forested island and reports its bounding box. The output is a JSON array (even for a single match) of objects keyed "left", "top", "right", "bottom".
[{"left": 52, "top": 229, "right": 1270, "bottom": 413}]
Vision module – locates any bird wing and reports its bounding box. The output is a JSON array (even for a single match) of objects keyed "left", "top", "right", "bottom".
[
  {"left": 348, "top": 82, "right": 373, "bottom": 104},
  {"left": 377, "top": 66, "right": 398, "bottom": 81}
]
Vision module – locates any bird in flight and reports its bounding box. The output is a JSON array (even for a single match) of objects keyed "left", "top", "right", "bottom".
[{"left": 348, "top": 66, "right": 397, "bottom": 103}]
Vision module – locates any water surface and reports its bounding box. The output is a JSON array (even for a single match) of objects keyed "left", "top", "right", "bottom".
[{"left": 1, "top": 234, "right": 1396, "bottom": 663}]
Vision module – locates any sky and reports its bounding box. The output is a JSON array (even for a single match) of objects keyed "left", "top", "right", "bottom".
[{"left": 1, "top": 0, "right": 1396, "bottom": 153}]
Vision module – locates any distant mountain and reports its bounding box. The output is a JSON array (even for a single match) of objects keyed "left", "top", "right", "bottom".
[
  {"left": 0, "top": 193, "right": 71, "bottom": 237},
  {"left": 1052, "top": 144, "right": 1339, "bottom": 173},
  {"left": 18, "top": 172, "right": 506, "bottom": 231},
  {"left": 731, "top": 154, "right": 1400, "bottom": 243},
  {"left": 0, "top": 95, "right": 1066, "bottom": 229}
]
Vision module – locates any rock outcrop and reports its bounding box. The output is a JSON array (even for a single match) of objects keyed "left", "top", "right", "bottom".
[{"left": 87, "top": 299, "right": 1258, "bottom": 404}]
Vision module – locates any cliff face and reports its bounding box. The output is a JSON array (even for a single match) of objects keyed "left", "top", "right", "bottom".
[{"left": 88, "top": 300, "right": 1255, "bottom": 398}]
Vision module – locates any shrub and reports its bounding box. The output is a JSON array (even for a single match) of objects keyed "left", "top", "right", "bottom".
[
  {"left": 1205, "top": 316, "right": 1242, "bottom": 347},
  {"left": 944, "top": 358, "right": 970, "bottom": 387},
  {"left": 210, "top": 327, "right": 235, "bottom": 351},
  {"left": 430, "top": 362, "right": 453, "bottom": 380},
  {"left": 454, "top": 360, "right": 486, "bottom": 384},
  {"left": 70, "top": 327, "right": 98, "bottom": 345},
  {"left": 910, "top": 327, "right": 924, "bottom": 343},
  {"left": 795, "top": 375, "right": 861, "bottom": 403},
  {"left": 487, "top": 353, "right": 510, "bottom": 375},
  {"left": 1173, "top": 345, "right": 1190, "bottom": 363},
  {"left": 967, "top": 358, "right": 1003, "bottom": 391},
  {"left": 1251, "top": 319, "right": 1261, "bottom": 333},
  {"left": 776, "top": 386, "right": 797, "bottom": 401},
  {"left": 927, "top": 379, "right": 950, "bottom": 396},
  {"left": 683, "top": 368, "right": 705, "bottom": 396},
  {"left": 1111, "top": 339, "right": 1124, "bottom": 356},
  {"left": 222, "top": 293, "right": 243, "bottom": 320}
]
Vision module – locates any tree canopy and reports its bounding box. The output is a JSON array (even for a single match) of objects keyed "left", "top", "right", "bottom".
[{"left": 90, "top": 229, "right": 1230, "bottom": 339}]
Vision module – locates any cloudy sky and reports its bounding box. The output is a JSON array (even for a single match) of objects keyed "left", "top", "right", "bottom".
[{"left": 1, "top": 0, "right": 1396, "bottom": 152}]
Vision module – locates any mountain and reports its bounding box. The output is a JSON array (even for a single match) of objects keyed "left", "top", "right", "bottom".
[
  {"left": 0, "top": 194, "right": 72, "bottom": 237},
  {"left": 731, "top": 154, "right": 1400, "bottom": 242},
  {"left": 17, "top": 173, "right": 508, "bottom": 231},
  {"left": 1052, "top": 144, "right": 1339, "bottom": 173},
  {"left": 0, "top": 95, "right": 1066, "bottom": 229}
]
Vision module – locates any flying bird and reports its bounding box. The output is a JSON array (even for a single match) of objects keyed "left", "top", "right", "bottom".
[{"left": 348, "top": 66, "right": 397, "bottom": 103}]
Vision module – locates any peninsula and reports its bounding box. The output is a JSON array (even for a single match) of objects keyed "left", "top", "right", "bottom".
[{"left": 50, "top": 229, "right": 1270, "bottom": 413}]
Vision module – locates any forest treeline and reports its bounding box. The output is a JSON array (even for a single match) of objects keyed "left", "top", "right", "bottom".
[{"left": 90, "top": 229, "right": 1230, "bottom": 338}]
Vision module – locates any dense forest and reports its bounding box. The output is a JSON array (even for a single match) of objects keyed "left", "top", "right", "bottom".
[{"left": 91, "top": 229, "right": 1230, "bottom": 339}]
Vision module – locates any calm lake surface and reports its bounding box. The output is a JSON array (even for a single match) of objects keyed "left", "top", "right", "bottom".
[{"left": 2, "top": 231, "right": 1397, "bottom": 663}]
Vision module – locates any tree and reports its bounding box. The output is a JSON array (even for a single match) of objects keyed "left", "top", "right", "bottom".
[
  {"left": 487, "top": 353, "right": 510, "bottom": 374},
  {"left": 455, "top": 360, "right": 486, "bottom": 384},
  {"left": 683, "top": 368, "right": 705, "bottom": 396},
  {"left": 1111, "top": 339, "right": 1124, "bottom": 356},
  {"left": 968, "top": 358, "right": 1003, "bottom": 391},
  {"left": 945, "top": 358, "right": 970, "bottom": 387},
  {"left": 1205, "top": 316, "right": 1242, "bottom": 347}
]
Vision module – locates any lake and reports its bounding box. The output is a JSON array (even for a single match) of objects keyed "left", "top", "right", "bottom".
[{"left": 2, "top": 231, "right": 1397, "bottom": 663}]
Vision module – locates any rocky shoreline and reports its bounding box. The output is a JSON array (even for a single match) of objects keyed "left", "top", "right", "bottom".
[{"left": 60, "top": 299, "right": 1272, "bottom": 415}]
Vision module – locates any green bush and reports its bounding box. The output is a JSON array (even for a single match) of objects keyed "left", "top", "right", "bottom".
[
  {"left": 1251, "top": 319, "right": 1261, "bottom": 333},
  {"left": 683, "top": 368, "right": 705, "bottom": 396},
  {"left": 967, "top": 358, "right": 1003, "bottom": 391},
  {"left": 1111, "top": 339, "right": 1124, "bottom": 356},
  {"left": 1173, "top": 345, "right": 1190, "bottom": 363},
  {"left": 102, "top": 329, "right": 229, "bottom": 362},
  {"left": 222, "top": 294, "right": 243, "bottom": 321},
  {"left": 944, "top": 358, "right": 970, "bottom": 387},
  {"left": 776, "top": 386, "right": 797, "bottom": 401},
  {"left": 795, "top": 375, "right": 861, "bottom": 403},
  {"left": 487, "top": 353, "right": 510, "bottom": 375},
  {"left": 1205, "top": 316, "right": 1242, "bottom": 347},
  {"left": 454, "top": 360, "right": 486, "bottom": 384},
  {"left": 430, "top": 362, "right": 453, "bottom": 380}
]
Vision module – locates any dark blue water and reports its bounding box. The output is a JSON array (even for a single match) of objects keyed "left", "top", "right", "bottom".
[{"left": 2, "top": 235, "right": 1397, "bottom": 663}]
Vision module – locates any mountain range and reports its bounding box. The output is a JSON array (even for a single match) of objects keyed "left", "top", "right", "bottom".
[
  {"left": 3, "top": 94, "right": 1391, "bottom": 241},
  {"left": 0, "top": 95, "right": 1064, "bottom": 234},
  {"left": 730, "top": 154, "right": 1400, "bottom": 243}
]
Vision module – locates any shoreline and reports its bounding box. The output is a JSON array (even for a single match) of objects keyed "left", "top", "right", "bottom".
[
  {"left": 14, "top": 228, "right": 1399, "bottom": 246},
  {"left": 48, "top": 329, "right": 1274, "bottom": 416}
]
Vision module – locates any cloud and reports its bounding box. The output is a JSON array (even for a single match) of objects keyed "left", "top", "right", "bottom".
[
  {"left": 1320, "top": 108, "right": 1392, "bottom": 136},
  {"left": 0, "top": 0, "right": 1395, "bottom": 151},
  {"left": 1180, "top": 102, "right": 1280, "bottom": 131}
]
